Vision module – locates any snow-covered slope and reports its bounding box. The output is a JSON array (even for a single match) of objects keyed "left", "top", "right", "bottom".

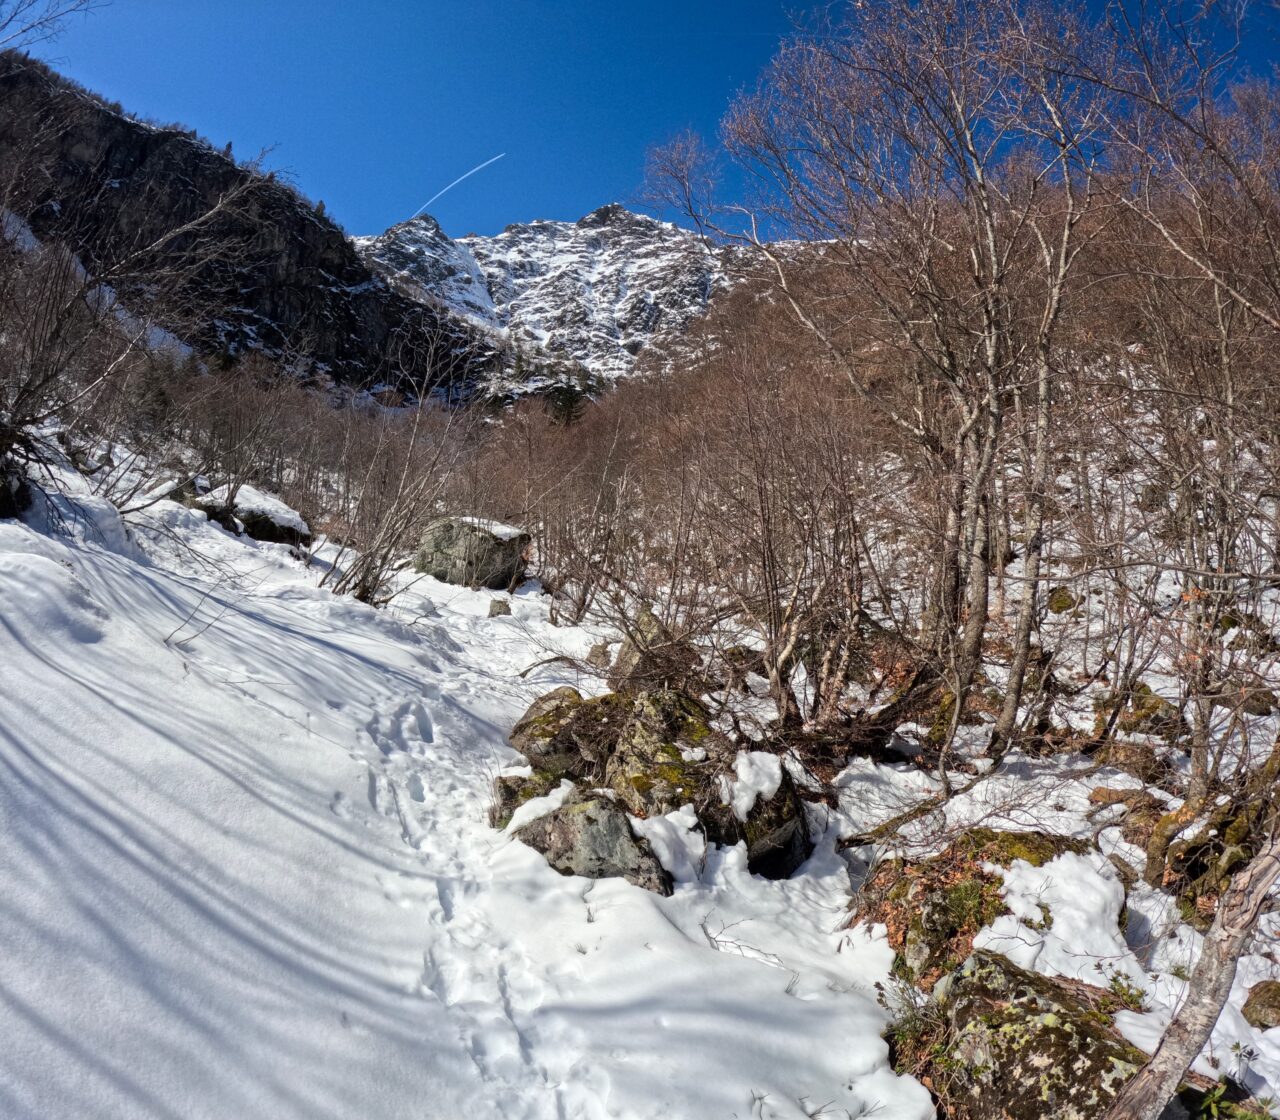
[
  {"left": 357, "top": 204, "right": 729, "bottom": 382},
  {"left": 0, "top": 476, "right": 931, "bottom": 1120}
]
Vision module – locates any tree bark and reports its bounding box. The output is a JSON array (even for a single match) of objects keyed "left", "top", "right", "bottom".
[{"left": 1105, "top": 834, "right": 1280, "bottom": 1120}]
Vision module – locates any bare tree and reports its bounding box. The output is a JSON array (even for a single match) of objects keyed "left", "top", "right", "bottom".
[{"left": 0, "top": 0, "right": 93, "bottom": 51}]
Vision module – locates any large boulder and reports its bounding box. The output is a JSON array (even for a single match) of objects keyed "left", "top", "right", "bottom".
[
  {"left": 934, "top": 951, "right": 1147, "bottom": 1120},
  {"left": 512, "top": 791, "right": 673, "bottom": 895},
  {"left": 191, "top": 483, "right": 312, "bottom": 548},
  {"left": 508, "top": 686, "right": 631, "bottom": 775},
  {"left": 415, "top": 516, "right": 531, "bottom": 590}
]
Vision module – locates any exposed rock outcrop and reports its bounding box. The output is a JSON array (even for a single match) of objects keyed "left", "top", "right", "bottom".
[
  {"left": 494, "top": 684, "right": 813, "bottom": 887},
  {"left": 933, "top": 951, "right": 1147, "bottom": 1120}
]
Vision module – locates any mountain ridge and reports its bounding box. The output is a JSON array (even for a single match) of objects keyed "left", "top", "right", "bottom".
[{"left": 356, "top": 202, "right": 731, "bottom": 384}]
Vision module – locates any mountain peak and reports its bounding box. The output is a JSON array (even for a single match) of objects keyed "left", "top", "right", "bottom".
[{"left": 576, "top": 202, "right": 653, "bottom": 229}]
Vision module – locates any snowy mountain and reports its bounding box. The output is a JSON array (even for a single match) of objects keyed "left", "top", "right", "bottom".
[{"left": 356, "top": 204, "right": 730, "bottom": 382}]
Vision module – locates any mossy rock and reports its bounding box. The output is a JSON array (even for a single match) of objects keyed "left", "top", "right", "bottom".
[
  {"left": 1242, "top": 980, "right": 1280, "bottom": 1030},
  {"left": 488, "top": 766, "right": 570, "bottom": 830},
  {"left": 1047, "top": 586, "right": 1078, "bottom": 614},
  {"left": 495, "top": 686, "right": 643, "bottom": 828},
  {"left": 937, "top": 951, "right": 1147, "bottom": 1120},
  {"left": 505, "top": 685, "right": 811, "bottom": 879},
  {"left": 956, "top": 828, "right": 1090, "bottom": 868},
  {"left": 604, "top": 689, "right": 728, "bottom": 818},
  {"left": 604, "top": 691, "right": 812, "bottom": 878},
  {"left": 508, "top": 686, "right": 632, "bottom": 775}
]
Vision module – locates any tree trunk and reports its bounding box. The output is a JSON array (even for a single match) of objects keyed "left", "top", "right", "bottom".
[
  {"left": 1106, "top": 834, "right": 1280, "bottom": 1120},
  {"left": 993, "top": 350, "right": 1053, "bottom": 753}
]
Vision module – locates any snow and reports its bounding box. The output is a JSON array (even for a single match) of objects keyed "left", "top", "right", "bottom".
[
  {"left": 455, "top": 514, "right": 527, "bottom": 542},
  {"left": 973, "top": 851, "right": 1147, "bottom": 988},
  {"left": 722, "top": 750, "right": 784, "bottom": 821},
  {"left": 0, "top": 482, "right": 931, "bottom": 1120},
  {"left": 205, "top": 482, "right": 310, "bottom": 535}
]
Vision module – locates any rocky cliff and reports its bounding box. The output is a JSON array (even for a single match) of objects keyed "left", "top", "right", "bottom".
[{"left": 0, "top": 52, "right": 494, "bottom": 391}]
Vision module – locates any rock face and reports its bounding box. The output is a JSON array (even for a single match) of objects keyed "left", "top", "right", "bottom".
[
  {"left": 353, "top": 213, "right": 498, "bottom": 326},
  {"left": 936, "top": 952, "right": 1146, "bottom": 1120},
  {"left": 494, "top": 684, "right": 812, "bottom": 886},
  {"left": 0, "top": 53, "right": 494, "bottom": 391},
  {"left": 0, "top": 466, "right": 31, "bottom": 518},
  {"left": 1243, "top": 980, "right": 1280, "bottom": 1030},
  {"left": 357, "top": 203, "right": 731, "bottom": 383},
  {"left": 415, "top": 517, "right": 530, "bottom": 589},
  {"left": 512, "top": 791, "right": 673, "bottom": 896}
]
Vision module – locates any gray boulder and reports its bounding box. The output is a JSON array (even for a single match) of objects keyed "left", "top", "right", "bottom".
[
  {"left": 512, "top": 791, "right": 673, "bottom": 895},
  {"left": 415, "top": 516, "right": 531, "bottom": 590}
]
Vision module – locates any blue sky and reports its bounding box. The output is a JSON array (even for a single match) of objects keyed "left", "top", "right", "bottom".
[{"left": 35, "top": 1, "right": 807, "bottom": 237}]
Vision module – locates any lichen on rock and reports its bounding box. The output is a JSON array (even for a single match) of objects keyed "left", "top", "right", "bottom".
[
  {"left": 494, "top": 681, "right": 812, "bottom": 884},
  {"left": 1242, "top": 979, "right": 1280, "bottom": 1030},
  {"left": 933, "top": 951, "right": 1147, "bottom": 1120}
]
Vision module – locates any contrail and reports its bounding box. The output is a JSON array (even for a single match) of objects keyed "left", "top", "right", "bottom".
[{"left": 410, "top": 153, "right": 507, "bottom": 219}]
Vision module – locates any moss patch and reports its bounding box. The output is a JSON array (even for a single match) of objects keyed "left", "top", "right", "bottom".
[
  {"left": 859, "top": 830, "right": 1091, "bottom": 988},
  {"left": 1046, "top": 586, "right": 1078, "bottom": 614}
]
